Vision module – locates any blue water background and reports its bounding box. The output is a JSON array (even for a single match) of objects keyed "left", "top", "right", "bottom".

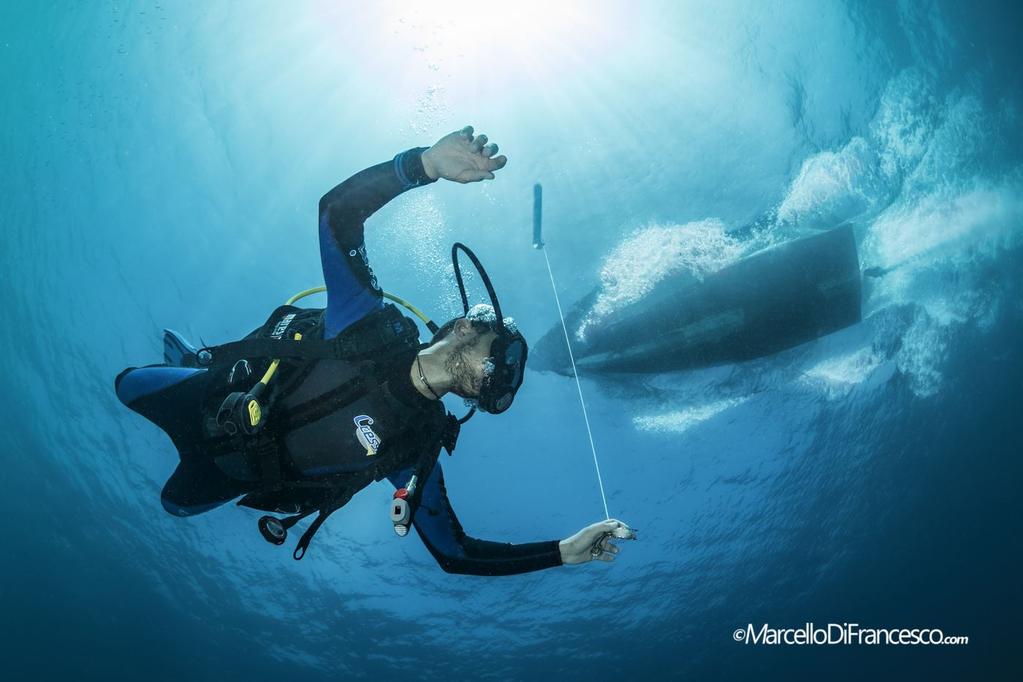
[{"left": 2, "top": 1, "right": 1021, "bottom": 679}]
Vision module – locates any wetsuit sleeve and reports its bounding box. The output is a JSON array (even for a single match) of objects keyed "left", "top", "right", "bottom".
[
  {"left": 389, "top": 463, "right": 564, "bottom": 576},
  {"left": 318, "top": 147, "right": 437, "bottom": 337}
]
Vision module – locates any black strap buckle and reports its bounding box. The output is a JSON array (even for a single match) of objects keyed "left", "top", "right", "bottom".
[{"left": 441, "top": 413, "right": 461, "bottom": 455}]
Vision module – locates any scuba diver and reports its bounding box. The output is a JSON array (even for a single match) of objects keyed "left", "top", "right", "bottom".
[{"left": 116, "top": 125, "right": 635, "bottom": 575}]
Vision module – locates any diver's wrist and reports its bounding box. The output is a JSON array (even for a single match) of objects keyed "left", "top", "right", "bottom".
[
  {"left": 421, "top": 147, "right": 439, "bottom": 180},
  {"left": 558, "top": 538, "right": 575, "bottom": 565},
  {"left": 394, "top": 147, "right": 437, "bottom": 189}
]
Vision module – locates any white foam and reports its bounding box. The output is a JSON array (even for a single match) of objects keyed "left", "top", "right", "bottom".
[
  {"left": 578, "top": 219, "right": 745, "bottom": 341},
  {"left": 868, "top": 69, "right": 937, "bottom": 180},
  {"left": 776, "top": 70, "right": 937, "bottom": 229},
  {"left": 804, "top": 347, "right": 881, "bottom": 384},
  {"left": 775, "top": 68, "right": 1023, "bottom": 397},
  {"left": 776, "top": 136, "right": 887, "bottom": 227},
  {"left": 891, "top": 308, "right": 949, "bottom": 398},
  {"left": 801, "top": 347, "right": 885, "bottom": 399},
  {"left": 633, "top": 396, "right": 748, "bottom": 434},
  {"left": 865, "top": 179, "right": 1023, "bottom": 276}
]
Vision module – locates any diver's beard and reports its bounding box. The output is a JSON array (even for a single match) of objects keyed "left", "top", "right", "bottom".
[{"left": 446, "top": 337, "right": 482, "bottom": 398}]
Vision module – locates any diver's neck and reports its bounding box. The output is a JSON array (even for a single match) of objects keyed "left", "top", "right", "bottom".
[{"left": 410, "top": 347, "right": 451, "bottom": 400}]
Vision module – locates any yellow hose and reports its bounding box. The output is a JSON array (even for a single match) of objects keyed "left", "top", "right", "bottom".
[
  {"left": 285, "top": 286, "right": 326, "bottom": 305},
  {"left": 258, "top": 286, "right": 433, "bottom": 389},
  {"left": 381, "top": 291, "right": 434, "bottom": 328},
  {"left": 259, "top": 332, "right": 301, "bottom": 386},
  {"left": 285, "top": 286, "right": 435, "bottom": 328}
]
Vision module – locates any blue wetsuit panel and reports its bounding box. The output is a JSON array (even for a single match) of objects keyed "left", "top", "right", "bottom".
[
  {"left": 319, "top": 213, "right": 384, "bottom": 338},
  {"left": 318, "top": 147, "right": 436, "bottom": 338}
]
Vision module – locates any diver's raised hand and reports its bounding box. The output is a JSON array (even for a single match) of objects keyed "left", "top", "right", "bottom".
[
  {"left": 421, "top": 125, "right": 508, "bottom": 183},
  {"left": 559, "top": 519, "right": 637, "bottom": 565}
]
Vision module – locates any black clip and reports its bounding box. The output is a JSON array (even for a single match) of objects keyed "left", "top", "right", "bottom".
[{"left": 441, "top": 413, "right": 461, "bottom": 455}]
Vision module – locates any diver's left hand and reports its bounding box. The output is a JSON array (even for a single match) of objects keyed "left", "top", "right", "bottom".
[
  {"left": 559, "top": 519, "right": 637, "bottom": 565},
  {"left": 422, "top": 125, "right": 508, "bottom": 183}
]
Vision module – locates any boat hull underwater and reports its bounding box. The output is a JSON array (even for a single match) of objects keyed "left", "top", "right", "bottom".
[{"left": 532, "top": 225, "right": 862, "bottom": 374}]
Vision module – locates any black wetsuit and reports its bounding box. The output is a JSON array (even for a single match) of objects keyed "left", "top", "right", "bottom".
[{"left": 116, "top": 148, "right": 562, "bottom": 576}]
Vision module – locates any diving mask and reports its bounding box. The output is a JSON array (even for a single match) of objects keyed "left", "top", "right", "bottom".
[{"left": 451, "top": 243, "right": 529, "bottom": 416}]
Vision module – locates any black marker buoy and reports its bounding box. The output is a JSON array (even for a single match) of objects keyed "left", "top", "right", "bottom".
[{"left": 532, "top": 183, "right": 544, "bottom": 249}]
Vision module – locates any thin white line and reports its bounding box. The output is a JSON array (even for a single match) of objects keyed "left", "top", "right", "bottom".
[{"left": 541, "top": 247, "right": 610, "bottom": 520}]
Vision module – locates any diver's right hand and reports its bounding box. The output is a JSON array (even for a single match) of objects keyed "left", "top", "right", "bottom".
[
  {"left": 559, "top": 519, "right": 636, "bottom": 565},
  {"left": 421, "top": 125, "right": 508, "bottom": 183}
]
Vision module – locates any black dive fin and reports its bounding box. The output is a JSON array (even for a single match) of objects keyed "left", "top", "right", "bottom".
[{"left": 163, "top": 329, "right": 199, "bottom": 367}]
